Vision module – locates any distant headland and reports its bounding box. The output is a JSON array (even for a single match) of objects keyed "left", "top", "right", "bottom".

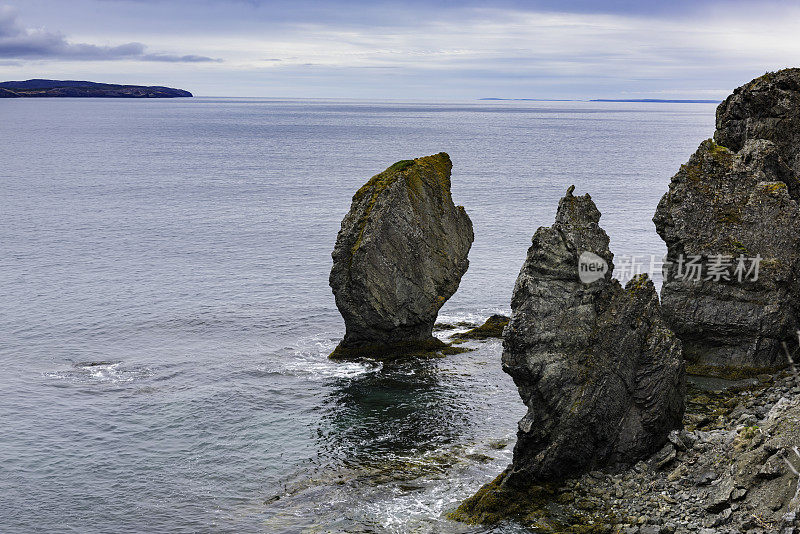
[
  {"left": 0, "top": 80, "right": 192, "bottom": 98},
  {"left": 590, "top": 98, "right": 720, "bottom": 103},
  {"left": 480, "top": 97, "right": 720, "bottom": 103}
]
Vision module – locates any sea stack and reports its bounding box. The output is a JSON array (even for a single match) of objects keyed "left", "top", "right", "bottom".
[
  {"left": 654, "top": 69, "right": 800, "bottom": 374},
  {"left": 503, "top": 188, "right": 685, "bottom": 482},
  {"left": 453, "top": 189, "right": 684, "bottom": 523},
  {"left": 329, "top": 152, "right": 474, "bottom": 359}
]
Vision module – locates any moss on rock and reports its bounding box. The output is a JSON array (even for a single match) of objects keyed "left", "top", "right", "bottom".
[
  {"left": 449, "top": 471, "right": 618, "bottom": 531},
  {"left": 685, "top": 363, "right": 781, "bottom": 381},
  {"left": 452, "top": 314, "right": 510, "bottom": 340},
  {"left": 448, "top": 471, "right": 556, "bottom": 525}
]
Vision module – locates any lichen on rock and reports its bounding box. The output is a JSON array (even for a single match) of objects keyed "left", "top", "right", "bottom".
[{"left": 329, "top": 152, "right": 474, "bottom": 359}]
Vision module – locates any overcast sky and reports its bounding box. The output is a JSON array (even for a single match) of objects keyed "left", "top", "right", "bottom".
[{"left": 1, "top": 0, "right": 799, "bottom": 98}]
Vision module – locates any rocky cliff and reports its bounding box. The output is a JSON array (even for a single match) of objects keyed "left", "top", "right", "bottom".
[
  {"left": 716, "top": 69, "right": 800, "bottom": 178},
  {"left": 453, "top": 188, "right": 685, "bottom": 523},
  {"left": 329, "top": 153, "right": 474, "bottom": 358},
  {"left": 655, "top": 69, "right": 800, "bottom": 373},
  {"left": 504, "top": 187, "right": 685, "bottom": 482}
]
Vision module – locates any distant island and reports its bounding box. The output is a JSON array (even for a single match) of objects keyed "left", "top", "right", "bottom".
[
  {"left": 590, "top": 98, "right": 719, "bottom": 103},
  {"left": 480, "top": 97, "right": 720, "bottom": 103},
  {"left": 479, "top": 98, "right": 577, "bottom": 102},
  {"left": 0, "top": 79, "right": 192, "bottom": 98}
]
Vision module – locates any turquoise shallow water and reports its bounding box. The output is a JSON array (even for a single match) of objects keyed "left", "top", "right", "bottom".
[{"left": 0, "top": 98, "right": 715, "bottom": 533}]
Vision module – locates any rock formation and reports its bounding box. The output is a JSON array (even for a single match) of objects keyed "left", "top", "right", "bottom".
[
  {"left": 455, "top": 372, "right": 800, "bottom": 531},
  {"left": 716, "top": 69, "right": 800, "bottom": 178},
  {"left": 655, "top": 69, "right": 800, "bottom": 373},
  {"left": 454, "top": 189, "right": 685, "bottom": 523},
  {"left": 503, "top": 187, "right": 685, "bottom": 483},
  {"left": 329, "top": 152, "right": 474, "bottom": 358}
]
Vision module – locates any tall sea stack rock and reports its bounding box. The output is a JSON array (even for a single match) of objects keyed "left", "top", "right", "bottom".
[
  {"left": 329, "top": 153, "right": 473, "bottom": 358},
  {"left": 655, "top": 69, "right": 800, "bottom": 373},
  {"left": 454, "top": 189, "right": 684, "bottom": 523},
  {"left": 503, "top": 188, "right": 685, "bottom": 483}
]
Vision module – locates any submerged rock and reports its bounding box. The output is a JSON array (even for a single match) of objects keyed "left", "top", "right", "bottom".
[
  {"left": 329, "top": 153, "right": 474, "bottom": 358},
  {"left": 655, "top": 70, "right": 800, "bottom": 372},
  {"left": 456, "top": 189, "right": 685, "bottom": 523},
  {"left": 453, "top": 314, "right": 509, "bottom": 340}
]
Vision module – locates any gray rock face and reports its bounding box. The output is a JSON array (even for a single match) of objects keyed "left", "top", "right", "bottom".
[
  {"left": 501, "top": 188, "right": 685, "bottom": 484},
  {"left": 655, "top": 70, "right": 800, "bottom": 371},
  {"left": 329, "top": 153, "right": 473, "bottom": 358},
  {"left": 455, "top": 371, "right": 800, "bottom": 529},
  {"left": 716, "top": 69, "right": 800, "bottom": 178}
]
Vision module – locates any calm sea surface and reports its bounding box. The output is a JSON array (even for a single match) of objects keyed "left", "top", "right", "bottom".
[{"left": 0, "top": 98, "right": 715, "bottom": 533}]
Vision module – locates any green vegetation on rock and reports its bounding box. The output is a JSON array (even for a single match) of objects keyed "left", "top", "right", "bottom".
[{"left": 453, "top": 314, "right": 509, "bottom": 340}]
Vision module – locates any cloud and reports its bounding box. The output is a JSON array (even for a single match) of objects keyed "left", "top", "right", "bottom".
[
  {"left": 3, "top": 0, "right": 799, "bottom": 98},
  {"left": 142, "top": 53, "right": 221, "bottom": 63},
  {"left": 0, "top": 6, "right": 220, "bottom": 62}
]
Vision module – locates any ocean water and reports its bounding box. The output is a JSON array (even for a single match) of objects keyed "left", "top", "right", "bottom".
[{"left": 0, "top": 98, "right": 715, "bottom": 533}]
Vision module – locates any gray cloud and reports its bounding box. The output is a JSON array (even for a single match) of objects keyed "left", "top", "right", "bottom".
[
  {"left": 4, "top": 0, "right": 797, "bottom": 99},
  {"left": 0, "top": 6, "right": 220, "bottom": 62},
  {"left": 142, "top": 53, "right": 222, "bottom": 63}
]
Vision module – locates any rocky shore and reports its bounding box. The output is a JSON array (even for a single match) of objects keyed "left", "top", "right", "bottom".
[
  {"left": 323, "top": 69, "right": 800, "bottom": 532},
  {"left": 451, "top": 369, "right": 800, "bottom": 533},
  {"left": 445, "top": 69, "right": 800, "bottom": 532}
]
